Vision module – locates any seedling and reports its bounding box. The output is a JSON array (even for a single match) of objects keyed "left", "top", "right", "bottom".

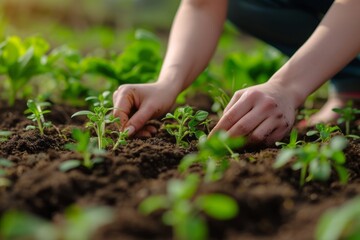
[
  {"left": 306, "top": 123, "right": 340, "bottom": 143},
  {"left": 0, "top": 131, "right": 12, "bottom": 143},
  {"left": 59, "top": 129, "right": 105, "bottom": 172},
  {"left": 0, "top": 205, "right": 114, "bottom": 240},
  {"left": 276, "top": 129, "right": 304, "bottom": 149},
  {"left": 274, "top": 136, "right": 348, "bottom": 186},
  {"left": 208, "top": 84, "right": 230, "bottom": 116},
  {"left": 0, "top": 158, "right": 13, "bottom": 187},
  {"left": 71, "top": 91, "right": 119, "bottom": 150},
  {"left": 316, "top": 197, "right": 360, "bottom": 240},
  {"left": 139, "top": 174, "right": 238, "bottom": 240},
  {"left": 0, "top": 36, "right": 49, "bottom": 106},
  {"left": 179, "top": 131, "right": 245, "bottom": 182},
  {"left": 24, "top": 99, "right": 52, "bottom": 136},
  {"left": 333, "top": 101, "right": 360, "bottom": 136},
  {"left": 162, "top": 106, "right": 210, "bottom": 147},
  {"left": 112, "top": 130, "right": 128, "bottom": 150}
]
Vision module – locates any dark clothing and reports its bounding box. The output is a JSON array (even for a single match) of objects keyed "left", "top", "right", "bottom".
[{"left": 227, "top": 0, "right": 360, "bottom": 93}]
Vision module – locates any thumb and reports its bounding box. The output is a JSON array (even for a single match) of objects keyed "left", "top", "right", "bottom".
[{"left": 125, "top": 103, "right": 155, "bottom": 136}]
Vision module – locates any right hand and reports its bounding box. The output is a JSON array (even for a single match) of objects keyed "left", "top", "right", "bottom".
[{"left": 113, "top": 82, "right": 179, "bottom": 137}]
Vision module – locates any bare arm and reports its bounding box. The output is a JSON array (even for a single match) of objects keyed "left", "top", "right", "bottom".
[
  {"left": 211, "top": 0, "right": 360, "bottom": 145},
  {"left": 157, "top": 0, "right": 228, "bottom": 92}
]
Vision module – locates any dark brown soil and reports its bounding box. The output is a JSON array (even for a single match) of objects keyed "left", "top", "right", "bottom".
[{"left": 1, "top": 99, "right": 360, "bottom": 240}]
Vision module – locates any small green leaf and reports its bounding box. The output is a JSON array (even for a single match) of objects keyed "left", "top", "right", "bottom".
[
  {"left": 71, "top": 111, "right": 94, "bottom": 118},
  {"left": 138, "top": 195, "right": 168, "bottom": 215},
  {"left": 196, "top": 194, "right": 238, "bottom": 220},
  {"left": 273, "top": 149, "right": 296, "bottom": 168},
  {"left": 194, "top": 110, "right": 208, "bottom": 121},
  {"left": 59, "top": 160, "right": 81, "bottom": 172}
]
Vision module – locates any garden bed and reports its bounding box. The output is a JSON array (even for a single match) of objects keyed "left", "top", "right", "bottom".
[{"left": 1, "top": 97, "right": 360, "bottom": 240}]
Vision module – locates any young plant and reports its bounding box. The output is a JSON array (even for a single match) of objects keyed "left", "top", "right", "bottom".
[
  {"left": 208, "top": 84, "right": 230, "bottom": 116},
  {"left": 179, "top": 131, "right": 245, "bottom": 182},
  {"left": 316, "top": 197, "right": 360, "bottom": 240},
  {"left": 59, "top": 129, "right": 105, "bottom": 172},
  {"left": 0, "top": 131, "right": 12, "bottom": 143},
  {"left": 0, "top": 36, "right": 50, "bottom": 106},
  {"left": 71, "top": 91, "right": 119, "bottom": 150},
  {"left": 112, "top": 130, "right": 128, "bottom": 150},
  {"left": 0, "top": 205, "right": 114, "bottom": 240},
  {"left": 0, "top": 158, "right": 14, "bottom": 187},
  {"left": 275, "top": 129, "right": 304, "bottom": 149},
  {"left": 24, "top": 99, "right": 52, "bottom": 136},
  {"left": 332, "top": 101, "right": 360, "bottom": 136},
  {"left": 162, "top": 106, "right": 210, "bottom": 147},
  {"left": 273, "top": 136, "right": 348, "bottom": 186},
  {"left": 306, "top": 123, "right": 340, "bottom": 143},
  {"left": 139, "top": 174, "right": 238, "bottom": 240}
]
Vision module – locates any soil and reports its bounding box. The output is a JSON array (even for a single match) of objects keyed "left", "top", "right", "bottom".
[{"left": 1, "top": 97, "right": 360, "bottom": 240}]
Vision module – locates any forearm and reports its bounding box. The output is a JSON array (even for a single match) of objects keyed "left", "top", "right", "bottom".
[
  {"left": 157, "top": 0, "right": 227, "bottom": 93},
  {"left": 270, "top": 0, "right": 360, "bottom": 107}
]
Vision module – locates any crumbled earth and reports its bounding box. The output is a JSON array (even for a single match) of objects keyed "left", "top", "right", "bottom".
[{"left": 1, "top": 99, "right": 360, "bottom": 240}]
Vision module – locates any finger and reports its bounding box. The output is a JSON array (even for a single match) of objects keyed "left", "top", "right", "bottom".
[
  {"left": 246, "top": 117, "right": 277, "bottom": 145},
  {"left": 113, "top": 88, "right": 135, "bottom": 127},
  {"left": 135, "top": 129, "right": 152, "bottom": 138},
  {"left": 125, "top": 103, "right": 155, "bottom": 136},
  {"left": 223, "top": 89, "right": 245, "bottom": 114},
  {"left": 144, "top": 125, "right": 157, "bottom": 135},
  {"left": 209, "top": 92, "right": 254, "bottom": 136},
  {"left": 265, "top": 127, "right": 289, "bottom": 147},
  {"left": 227, "top": 105, "right": 269, "bottom": 137}
]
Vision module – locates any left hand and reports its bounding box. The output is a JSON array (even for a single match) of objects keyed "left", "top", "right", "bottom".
[{"left": 209, "top": 81, "right": 298, "bottom": 146}]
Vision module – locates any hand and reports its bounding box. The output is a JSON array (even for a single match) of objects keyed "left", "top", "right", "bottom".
[
  {"left": 209, "top": 81, "right": 298, "bottom": 146},
  {"left": 113, "top": 82, "right": 179, "bottom": 137}
]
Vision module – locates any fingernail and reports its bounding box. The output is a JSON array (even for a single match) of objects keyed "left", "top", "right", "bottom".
[{"left": 125, "top": 125, "right": 135, "bottom": 136}]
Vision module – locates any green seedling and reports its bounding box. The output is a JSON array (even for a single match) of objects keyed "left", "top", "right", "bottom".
[
  {"left": 71, "top": 91, "right": 119, "bottom": 150},
  {"left": 112, "top": 130, "right": 128, "bottom": 150},
  {"left": 208, "top": 84, "right": 230, "bottom": 116},
  {"left": 59, "top": 129, "right": 105, "bottom": 172},
  {"left": 0, "top": 36, "right": 50, "bottom": 106},
  {"left": 274, "top": 136, "right": 348, "bottom": 186},
  {"left": 139, "top": 174, "right": 238, "bottom": 240},
  {"left": 316, "top": 197, "right": 360, "bottom": 240},
  {"left": 0, "top": 158, "right": 14, "bottom": 187},
  {"left": 306, "top": 123, "right": 340, "bottom": 143},
  {"left": 0, "top": 131, "right": 12, "bottom": 143},
  {"left": 0, "top": 205, "right": 114, "bottom": 240},
  {"left": 333, "top": 101, "right": 360, "bottom": 136},
  {"left": 179, "top": 131, "right": 245, "bottom": 182},
  {"left": 162, "top": 106, "right": 210, "bottom": 147},
  {"left": 24, "top": 99, "right": 52, "bottom": 136},
  {"left": 276, "top": 129, "right": 304, "bottom": 149}
]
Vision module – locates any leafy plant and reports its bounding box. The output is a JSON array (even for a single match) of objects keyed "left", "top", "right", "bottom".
[
  {"left": 71, "top": 91, "right": 119, "bottom": 150},
  {"left": 139, "top": 174, "right": 238, "bottom": 240},
  {"left": 0, "top": 205, "right": 114, "bottom": 240},
  {"left": 112, "top": 130, "right": 128, "bottom": 151},
  {"left": 208, "top": 84, "right": 230, "bottom": 116},
  {"left": 276, "top": 129, "right": 304, "bottom": 149},
  {"left": 316, "top": 197, "right": 360, "bottom": 240},
  {"left": 162, "top": 106, "right": 210, "bottom": 147},
  {"left": 333, "top": 101, "right": 360, "bottom": 136},
  {"left": 306, "top": 123, "right": 340, "bottom": 143},
  {"left": 0, "top": 158, "right": 13, "bottom": 187},
  {"left": 179, "top": 131, "right": 245, "bottom": 182},
  {"left": 0, "top": 36, "right": 50, "bottom": 106},
  {"left": 0, "top": 131, "right": 12, "bottom": 143},
  {"left": 59, "top": 129, "right": 104, "bottom": 172},
  {"left": 24, "top": 99, "right": 52, "bottom": 136},
  {"left": 273, "top": 136, "right": 348, "bottom": 186}
]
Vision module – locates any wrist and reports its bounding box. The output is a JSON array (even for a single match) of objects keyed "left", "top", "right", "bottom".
[{"left": 156, "top": 65, "right": 188, "bottom": 95}]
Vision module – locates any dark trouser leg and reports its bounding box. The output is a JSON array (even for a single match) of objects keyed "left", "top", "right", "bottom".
[{"left": 227, "top": 0, "right": 360, "bottom": 95}]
